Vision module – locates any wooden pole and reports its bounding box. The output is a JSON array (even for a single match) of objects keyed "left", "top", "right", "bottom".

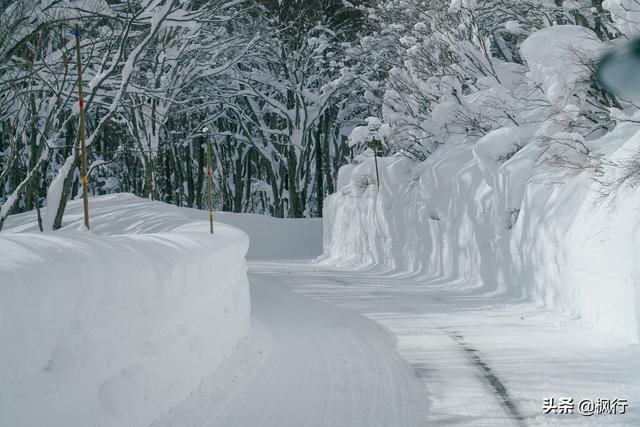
[
  {"left": 207, "top": 136, "right": 214, "bottom": 234},
  {"left": 74, "top": 23, "right": 90, "bottom": 230},
  {"left": 374, "top": 143, "right": 380, "bottom": 190}
]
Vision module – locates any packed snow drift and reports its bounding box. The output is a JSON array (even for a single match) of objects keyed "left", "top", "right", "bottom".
[
  {"left": 0, "top": 194, "right": 250, "bottom": 427},
  {"left": 322, "top": 125, "right": 640, "bottom": 343},
  {"left": 322, "top": 22, "right": 640, "bottom": 344}
]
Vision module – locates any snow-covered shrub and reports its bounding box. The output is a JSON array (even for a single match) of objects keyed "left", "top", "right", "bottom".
[
  {"left": 353, "top": 0, "right": 622, "bottom": 168},
  {"left": 348, "top": 117, "right": 392, "bottom": 155},
  {"left": 520, "top": 25, "right": 605, "bottom": 111},
  {"left": 604, "top": 0, "right": 640, "bottom": 36}
]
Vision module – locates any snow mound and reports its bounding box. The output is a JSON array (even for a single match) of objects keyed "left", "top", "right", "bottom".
[{"left": 0, "top": 194, "right": 250, "bottom": 427}]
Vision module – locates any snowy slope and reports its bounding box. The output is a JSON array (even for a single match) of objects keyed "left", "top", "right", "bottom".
[
  {"left": 215, "top": 212, "right": 322, "bottom": 260},
  {"left": 0, "top": 194, "right": 250, "bottom": 427},
  {"left": 321, "top": 129, "right": 640, "bottom": 343}
]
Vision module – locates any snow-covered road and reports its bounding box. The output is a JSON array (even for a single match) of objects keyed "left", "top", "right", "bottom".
[
  {"left": 154, "top": 264, "right": 428, "bottom": 427},
  {"left": 136, "top": 204, "right": 639, "bottom": 427},
  {"left": 213, "top": 268, "right": 429, "bottom": 426},
  {"left": 156, "top": 260, "right": 639, "bottom": 427}
]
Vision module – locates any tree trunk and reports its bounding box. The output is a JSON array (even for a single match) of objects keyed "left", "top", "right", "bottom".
[
  {"left": 267, "top": 158, "right": 283, "bottom": 218},
  {"left": 287, "top": 145, "right": 303, "bottom": 218},
  {"left": 244, "top": 147, "right": 253, "bottom": 212},
  {"left": 323, "top": 109, "right": 335, "bottom": 195},
  {"left": 315, "top": 121, "right": 324, "bottom": 217},
  {"left": 52, "top": 154, "right": 79, "bottom": 231},
  {"left": 185, "top": 140, "right": 195, "bottom": 208},
  {"left": 232, "top": 145, "right": 244, "bottom": 213},
  {"left": 196, "top": 139, "right": 205, "bottom": 209}
]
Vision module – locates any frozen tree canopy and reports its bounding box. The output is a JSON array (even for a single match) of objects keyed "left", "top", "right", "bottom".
[
  {"left": 1, "top": 0, "right": 634, "bottom": 226},
  {"left": 0, "top": 0, "right": 374, "bottom": 225}
]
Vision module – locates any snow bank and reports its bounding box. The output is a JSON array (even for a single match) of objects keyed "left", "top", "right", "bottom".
[
  {"left": 216, "top": 212, "right": 323, "bottom": 260},
  {"left": 321, "top": 129, "right": 640, "bottom": 343},
  {"left": 0, "top": 194, "right": 250, "bottom": 427}
]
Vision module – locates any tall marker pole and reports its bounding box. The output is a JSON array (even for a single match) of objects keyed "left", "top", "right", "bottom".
[
  {"left": 74, "top": 23, "right": 90, "bottom": 230},
  {"left": 203, "top": 128, "right": 214, "bottom": 234},
  {"left": 373, "top": 141, "right": 380, "bottom": 190}
]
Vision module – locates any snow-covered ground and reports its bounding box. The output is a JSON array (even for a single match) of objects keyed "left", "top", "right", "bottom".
[
  {"left": 280, "top": 262, "right": 639, "bottom": 426},
  {"left": 153, "top": 259, "right": 639, "bottom": 426},
  {"left": 316, "top": 120, "right": 640, "bottom": 423},
  {"left": 156, "top": 184, "right": 637, "bottom": 426},
  {"left": 2, "top": 191, "right": 638, "bottom": 426},
  {"left": 215, "top": 212, "right": 322, "bottom": 260},
  {"left": 0, "top": 194, "right": 251, "bottom": 427}
]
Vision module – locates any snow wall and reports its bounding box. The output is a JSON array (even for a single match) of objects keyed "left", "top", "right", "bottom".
[
  {"left": 321, "top": 129, "right": 640, "bottom": 343},
  {"left": 0, "top": 195, "right": 250, "bottom": 427}
]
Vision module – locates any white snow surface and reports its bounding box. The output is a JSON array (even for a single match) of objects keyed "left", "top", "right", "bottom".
[
  {"left": 521, "top": 25, "right": 604, "bottom": 108},
  {"left": 0, "top": 194, "right": 250, "bottom": 427},
  {"left": 321, "top": 128, "right": 640, "bottom": 344},
  {"left": 153, "top": 264, "right": 429, "bottom": 427},
  {"left": 3, "top": 192, "right": 638, "bottom": 426},
  {"left": 154, "top": 260, "right": 639, "bottom": 426}
]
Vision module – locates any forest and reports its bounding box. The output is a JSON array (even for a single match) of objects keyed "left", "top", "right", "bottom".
[{"left": 0, "top": 0, "right": 631, "bottom": 229}]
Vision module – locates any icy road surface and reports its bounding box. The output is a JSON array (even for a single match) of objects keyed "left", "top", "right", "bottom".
[
  {"left": 153, "top": 264, "right": 428, "bottom": 427},
  {"left": 217, "top": 268, "right": 429, "bottom": 426},
  {"left": 155, "top": 260, "right": 640, "bottom": 427}
]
